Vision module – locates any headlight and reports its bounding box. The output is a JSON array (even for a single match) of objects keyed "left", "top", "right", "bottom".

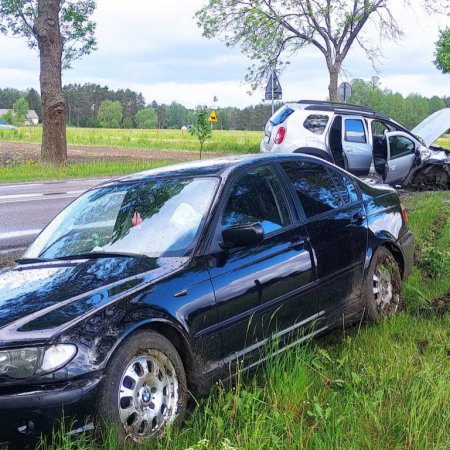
[{"left": 0, "top": 344, "right": 77, "bottom": 379}]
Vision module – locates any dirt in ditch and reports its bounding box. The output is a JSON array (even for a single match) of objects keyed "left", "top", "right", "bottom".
[{"left": 0, "top": 141, "right": 225, "bottom": 165}]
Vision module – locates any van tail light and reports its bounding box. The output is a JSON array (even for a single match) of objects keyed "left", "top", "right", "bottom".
[
  {"left": 274, "top": 127, "right": 286, "bottom": 144},
  {"left": 401, "top": 206, "right": 408, "bottom": 225}
]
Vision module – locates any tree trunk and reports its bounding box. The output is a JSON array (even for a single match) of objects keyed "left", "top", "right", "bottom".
[
  {"left": 328, "top": 68, "right": 339, "bottom": 102},
  {"left": 34, "top": 0, "right": 67, "bottom": 164}
]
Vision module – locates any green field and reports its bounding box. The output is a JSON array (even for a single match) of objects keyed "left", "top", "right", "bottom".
[
  {"left": 0, "top": 160, "right": 170, "bottom": 183},
  {"left": 0, "top": 127, "right": 262, "bottom": 154},
  {"left": 32, "top": 192, "right": 450, "bottom": 450}
]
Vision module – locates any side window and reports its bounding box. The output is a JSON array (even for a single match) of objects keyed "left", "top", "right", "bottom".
[
  {"left": 327, "top": 169, "right": 359, "bottom": 205},
  {"left": 371, "top": 120, "right": 390, "bottom": 137},
  {"left": 281, "top": 161, "right": 343, "bottom": 218},
  {"left": 389, "top": 136, "right": 416, "bottom": 159},
  {"left": 345, "top": 119, "right": 367, "bottom": 143},
  {"left": 303, "top": 114, "right": 329, "bottom": 135},
  {"left": 222, "top": 166, "right": 291, "bottom": 235}
]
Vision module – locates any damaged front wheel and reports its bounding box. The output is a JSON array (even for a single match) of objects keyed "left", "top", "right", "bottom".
[{"left": 411, "top": 166, "right": 449, "bottom": 191}]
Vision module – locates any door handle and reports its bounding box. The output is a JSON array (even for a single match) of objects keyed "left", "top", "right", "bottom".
[{"left": 289, "top": 235, "right": 309, "bottom": 249}]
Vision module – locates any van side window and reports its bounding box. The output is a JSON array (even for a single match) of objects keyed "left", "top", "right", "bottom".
[
  {"left": 303, "top": 115, "right": 329, "bottom": 135},
  {"left": 345, "top": 119, "right": 366, "bottom": 143}
]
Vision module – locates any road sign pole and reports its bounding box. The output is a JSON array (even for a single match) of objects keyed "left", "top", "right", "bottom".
[{"left": 271, "top": 69, "right": 275, "bottom": 116}]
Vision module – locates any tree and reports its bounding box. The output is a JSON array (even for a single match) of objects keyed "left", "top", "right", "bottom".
[
  {"left": 196, "top": 0, "right": 444, "bottom": 101},
  {"left": 0, "top": 0, "right": 96, "bottom": 164},
  {"left": 135, "top": 108, "right": 158, "bottom": 129},
  {"left": 434, "top": 28, "right": 450, "bottom": 74},
  {"left": 190, "top": 106, "right": 212, "bottom": 159},
  {"left": 12, "top": 97, "right": 30, "bottom": 125},
  {"left": 27, "top": 88, "right": 43, "bottom": 122},
  {"left": 98, "top": 100, "right": 123, "bottom": 128}
]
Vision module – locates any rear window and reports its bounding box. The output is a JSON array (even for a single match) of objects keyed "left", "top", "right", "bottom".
[
  {"left": 303, "top": 115, "right": 329, "bottom": 135},
  {"left": 270, "top": 107, "right": 294, "bottom": 126}
]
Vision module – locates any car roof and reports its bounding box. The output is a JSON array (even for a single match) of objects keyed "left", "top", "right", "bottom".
[
  {"left": 103, "top": 154, "right": 318, "bottom": 185},
  {"left": 284, "top": 100, "right": 391, "bottom": 121}
]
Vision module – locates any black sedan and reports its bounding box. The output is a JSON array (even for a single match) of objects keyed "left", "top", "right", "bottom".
[{"left": 0, "top": 154, "right": 414, "bottom": 445}]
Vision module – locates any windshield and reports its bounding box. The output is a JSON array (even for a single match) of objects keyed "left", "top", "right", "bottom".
[{"left": 25, "top": 177, "right": 218, "bottom": 260}]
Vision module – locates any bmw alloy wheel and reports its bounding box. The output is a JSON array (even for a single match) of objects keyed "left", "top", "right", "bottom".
[{"left": 118, "top": 350, "right": 179, "bottom": 440}]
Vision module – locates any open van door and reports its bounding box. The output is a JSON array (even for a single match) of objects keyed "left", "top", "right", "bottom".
[{"left": 384, "top": 132, "right": 419, "bottom": 184}]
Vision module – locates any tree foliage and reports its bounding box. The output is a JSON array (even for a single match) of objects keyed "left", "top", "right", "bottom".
[
  {"left": 98, "top": 100, "right": 123, "bottom": 129},
  {"left": 196, "top": 0, "right": 445, "bottom": 101},
  {"left": 135, "top": 108, "right": 158, "bottom": 129},
  {"left": 12, "top": 97, "right": 29, "bottom": 125},
  {"left": 434, "top": 27, "right": 450, "bottom": 74},
  {"left": 190, "top": 106, "right": 212, "bottom": 159},
  {"left": 0, "top": 0, "right": 96, "bottom": 69},
  {"left": 349, "top": 79, "right": 448, "bottom": 129}
]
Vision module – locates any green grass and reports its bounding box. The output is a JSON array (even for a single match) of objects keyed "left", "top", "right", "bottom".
[
  {"left": 0, "top": 127, "right": 262, "bottom": 154},
  {"left": 402, "top": 192, "right": 450, "bottom": 310},
  {"left": 35, "top": 192, "right": 450, "bottom": 450},
  {"left": 0, "top": 160, "right": 171, "bottom": 183},
  {"left": 437, "top": 135, "right": 450, "bottom": 149}
]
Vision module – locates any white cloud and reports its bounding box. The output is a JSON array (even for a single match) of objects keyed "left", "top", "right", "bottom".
[{"left": 0, "top": 0, "right": 448, "bottom": 107}]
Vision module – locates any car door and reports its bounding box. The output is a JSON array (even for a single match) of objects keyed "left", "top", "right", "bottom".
[
  {"left": 341, "top": 116, "right": 373, "bottom": 175},
  {"left": 207, "top": 164, "right": 316, "bottom": 371},
  {"left": 384, "top": 132, "right": 418, "bottom": 184},
  {"left": 279, "top": 159, "right": 368, "bottom": 325}
]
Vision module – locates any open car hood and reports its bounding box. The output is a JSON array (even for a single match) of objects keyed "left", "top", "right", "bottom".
[{"left": 411, "top": 108, "right": 450, "bottom": 148}]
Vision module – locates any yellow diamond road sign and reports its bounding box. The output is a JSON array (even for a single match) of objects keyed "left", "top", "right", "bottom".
[{"left": 208, "top": 110, "right": 218, "bottom": 123}]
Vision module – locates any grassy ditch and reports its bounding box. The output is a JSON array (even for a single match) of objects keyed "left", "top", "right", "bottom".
[{"left": 31, "top": 192, "right": 450, "bottom": 449}]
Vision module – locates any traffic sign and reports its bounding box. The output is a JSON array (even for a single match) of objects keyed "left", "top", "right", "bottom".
[
  {"left": 265, "top": 72, "right": 283, "bottom": 101},
  {"left": 338, "top": 82, "right": 352, "bottom": 102},
  {"left": 208, "top": 110, "right": 218, "bottom": 123}
]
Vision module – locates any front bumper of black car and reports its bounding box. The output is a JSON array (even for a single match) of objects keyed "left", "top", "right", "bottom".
[{"left": 0, "top": 375, "right": 102, "bottom": 446}]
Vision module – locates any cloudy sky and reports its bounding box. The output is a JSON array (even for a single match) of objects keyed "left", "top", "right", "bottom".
[{"left": 0, "top": 0, "right": 448, "bottom": 108}]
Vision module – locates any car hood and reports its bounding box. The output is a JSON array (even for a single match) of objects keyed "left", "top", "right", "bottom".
[
  {"left": 411, "top": 108, "right": 450, "bottom": 147},
  {"left": 0, "top": 256, "right": 186, "bottom": 344}
]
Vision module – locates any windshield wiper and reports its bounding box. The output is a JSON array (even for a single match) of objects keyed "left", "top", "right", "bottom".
[
  {"left": 16, "top": 257, "right": 56, "bottom": 264},
  {"left": 54, "top": 252, "right": 145, "bottom": 261}
]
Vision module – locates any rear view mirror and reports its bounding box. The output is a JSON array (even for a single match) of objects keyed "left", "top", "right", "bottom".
[{"left": 220, "top": 222, "right": 264, "bottom": 249}]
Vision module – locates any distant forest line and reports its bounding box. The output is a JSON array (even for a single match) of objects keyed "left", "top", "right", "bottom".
[{"left": 0, "top": 80, "right": 448, "bottom": 131}]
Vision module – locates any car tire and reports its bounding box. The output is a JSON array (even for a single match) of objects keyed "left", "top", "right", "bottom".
[
  {"left": 365, "top": 247, "right": 402, "bottom": 321},
  {"left": 97, "top": 330, "right": 187, "bottom": 443}
]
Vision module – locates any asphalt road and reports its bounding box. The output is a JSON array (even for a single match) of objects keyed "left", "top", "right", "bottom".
[{"left": 0, "top": 179, "right": 107, "bottom": 256}]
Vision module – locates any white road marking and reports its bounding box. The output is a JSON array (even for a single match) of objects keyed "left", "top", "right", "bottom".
[
  {"left": 0, "top": 194, "right": 79, "bottom": 205},
  {"left": 0, "top": 246, "right": 26, "bottom": 255},
  {"left": 0, "top": 183, "right": 44, "bottom": 190},
  {"left": 0, "top": 229, "right": 42, "bottom": 240},
  {"left": 0, "top": 193, "right": 43, "bottom": 200}
]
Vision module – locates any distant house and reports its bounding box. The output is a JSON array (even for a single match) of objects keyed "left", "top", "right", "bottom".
[{"left": 0, "top": 109, "right": 40, "bottom": 125}]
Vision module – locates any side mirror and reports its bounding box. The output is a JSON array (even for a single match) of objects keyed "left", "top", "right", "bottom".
[{"left": 220, "top": 222, "right": 264, "bottom": 249}]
